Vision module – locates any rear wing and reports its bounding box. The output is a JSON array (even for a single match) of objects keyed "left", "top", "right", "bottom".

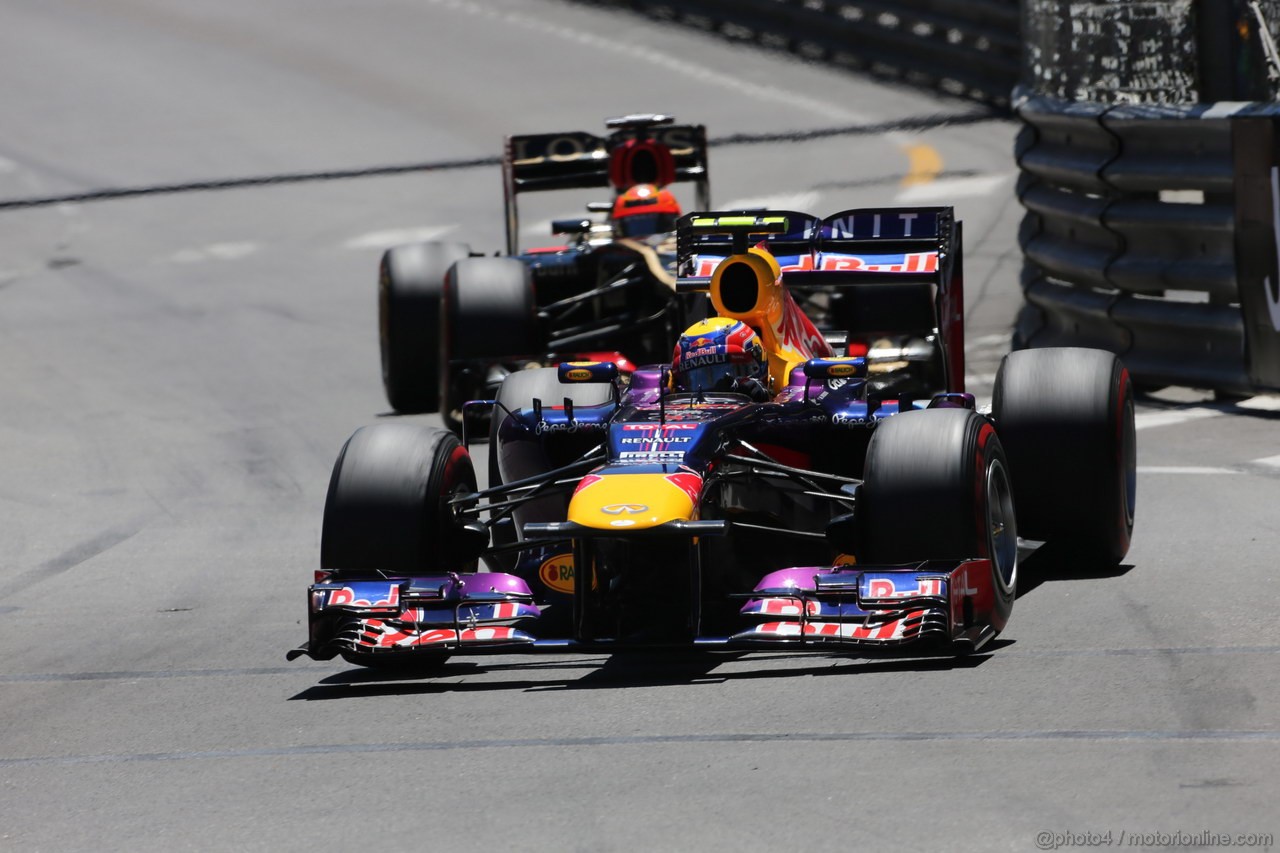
[
  {"left": 676, "top": 210, "right": 820, "bottom": 276},
  {"left": 676, "top": 206, "right": 966, "bottom": 391},
  {"left": 502, "top": 115, "right": 710, "bottom": 254}
]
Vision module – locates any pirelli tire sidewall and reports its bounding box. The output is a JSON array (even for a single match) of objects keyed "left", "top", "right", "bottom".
[
  {"left": 320, "top": 423, "right": 478, "bottom": 576},
  {"left": 859, "top": 407, "right": 1016, "bottom": 633},
  {"left": 993, "top": 347, "right": 1135, "bottom": 565},
  {"left": 378, "top": 241, "right": 471, "bottom": 414}
]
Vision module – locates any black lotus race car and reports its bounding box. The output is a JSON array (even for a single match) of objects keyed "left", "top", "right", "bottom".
[
  {"left": 291, "top": 206, "right": 1136, "bottom": 669},
  {"left": 379, "top": 114, "right": 711, "bottom": 432}
]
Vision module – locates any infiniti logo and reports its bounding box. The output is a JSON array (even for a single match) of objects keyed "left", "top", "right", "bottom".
[{"left": 601, "top": 504, "right": 648, "bottom": 515}]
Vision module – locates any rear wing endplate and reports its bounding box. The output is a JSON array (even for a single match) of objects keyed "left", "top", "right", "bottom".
[{"left": 502, "top": 117, "right": 710, "bottom": 254}]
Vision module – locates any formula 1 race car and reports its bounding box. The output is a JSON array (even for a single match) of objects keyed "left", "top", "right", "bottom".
[
  {"left": 291, "top": 206, "right": 1136, "bottom": 669},
  {"left": 379, "top": 114, "right": 711, "bottom": 432}
]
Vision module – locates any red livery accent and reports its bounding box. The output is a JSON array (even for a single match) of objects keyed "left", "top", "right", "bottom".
[
  {"left": 566, "top": 352, "right": 638, "bottom": 374},
  {"left": 756, "top": 598, "right": 821, "bottom": 616},
  {"left": 753, "top": 611, "right": 925, "bottom": 641},
  {"left": 664, "top": 471, "right": 703, "bottom": 504},
  {"left": 777, "top": 289, "right": 833, "bottom": 358},
  {"left": 357, "top": 624, "right": 520, "bottom": 649},
  {"left": 573, "top": 474, "right": 605, "bottom": 494}
]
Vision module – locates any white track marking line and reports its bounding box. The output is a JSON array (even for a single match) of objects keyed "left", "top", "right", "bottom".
[
  {"left": 343, "top": 226, "right": 455, "bottom": 250},
  {"left": 967, "top": 333, "right": 1010, "bottom": 349},
  {"left": 168, "top": 242, "right": 258, "bottom": 264},
  {"left": 1136, "top": 395, "right": 1280, "bottom": 430},
  {"left": 1135, "top": 407, "right": 1226, "bottom": 430},
  {"left": 894, "top": 172, "right": 1015, "bottom": 204},
  {"left": 1253, "top": 454, "right": 1280, "bottom": 468},
  {"left": 1238, "top": 395, "right": 1280, "bottom": 410},
  {"left": 204, "top": 242, "right": 257, "bottom": 260},
  {"left": 1138, "top": 466, "right": 1241, "bottom": 475}
]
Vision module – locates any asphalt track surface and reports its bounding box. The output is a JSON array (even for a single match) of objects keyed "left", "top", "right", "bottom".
[{"left": 1, "top": 2, "right": 1277, "bottom": 851}]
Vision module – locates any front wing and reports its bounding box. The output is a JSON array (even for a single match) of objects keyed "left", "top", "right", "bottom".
[
  {"left": 288, "top": 558, "right": 999, "bottom": 662},
  {"left": 733, "top": 560, "right": 999, "bottom": 652}
]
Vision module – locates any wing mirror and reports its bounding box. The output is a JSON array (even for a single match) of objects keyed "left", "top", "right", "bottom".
[{"left": 802, "top": 357, "right": 869, "bottom": 380}]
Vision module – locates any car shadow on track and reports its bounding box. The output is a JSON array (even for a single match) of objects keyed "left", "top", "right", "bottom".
[
  {"left": 287, "top": 648, "right": 996, "bottom": 700},
  {"left": 1016, "top": 543, "right": 1135, "bottom": 600}
]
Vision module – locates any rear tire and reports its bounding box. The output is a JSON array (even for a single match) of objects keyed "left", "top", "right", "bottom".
[
  {"left": 441, "top": 257, "right": 538, "bottom": 433},
  {"left": 379, "top": 241, "right": 471, "bottom": 414},
  {"left": 859, "top": 408, "right": 1016, "bottom": 632},
  {"left": 321, "top": 423, "right": 478, "bottom": 576},
  {"left": 992, "top": 347, "right": 1135, "bottom": 565}
]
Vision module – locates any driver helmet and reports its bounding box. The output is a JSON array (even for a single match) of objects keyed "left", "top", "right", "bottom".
[
  {"left": 611, "top": 183, "right": 681, "bottom": 238},
  {"left": 672, "top": 317, "right": 767, "bottom": 395}
]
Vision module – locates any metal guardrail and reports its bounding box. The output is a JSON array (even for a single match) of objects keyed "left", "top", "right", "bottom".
[
  {"left": 1015, "top": 90, "right": 1280, "bottom": 393},
  {"left": 568, "top": 0, "right": 1020, "bottom": 106}
]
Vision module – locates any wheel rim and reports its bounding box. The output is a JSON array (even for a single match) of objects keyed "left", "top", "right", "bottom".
[{"left": 986, "top": 457, "right": 1017, "bottom": 593}]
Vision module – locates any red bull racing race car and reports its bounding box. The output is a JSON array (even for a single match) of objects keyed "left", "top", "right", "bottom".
[
  {"left": 378, "top": 113, "right": 711, "bottom": 432},
  {"left": 291, "top": 206, "right": 1136, "bottom": 669}
]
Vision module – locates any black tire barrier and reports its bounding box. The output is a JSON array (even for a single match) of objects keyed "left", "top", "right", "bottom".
[{"left": 1015, "top": 90, "right": 1280, "bottom": 395}]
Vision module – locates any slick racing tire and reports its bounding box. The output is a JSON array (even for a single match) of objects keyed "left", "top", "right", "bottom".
[
  {"left": 379, "top": 241, "right": 471, "bottom": 414},
  {"left": 992, "top": 347, "right": 1135, "bottom": 566},
  {"left": 320, "top": 423, "right": 478, "bottom": 576},
  {"left": 859, "top": 408, "right": 1017, "bottom": 633},
  {"left": 486, "top": 367, "right": 614, "bottom": 568},
  {"left": 440, "top": 257, "right": 538, "bottom": 434}
]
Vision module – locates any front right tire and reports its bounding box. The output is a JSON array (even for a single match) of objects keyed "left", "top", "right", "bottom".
[
  {"left": 320, "top": 423, "right": 478, "bottom": 576},
  {"left": 858, "top": 408, "right": 1017, "bottom": 633}
]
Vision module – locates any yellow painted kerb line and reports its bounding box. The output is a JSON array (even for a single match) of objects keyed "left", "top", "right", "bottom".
[{"left": 901, "top": 143, "right": 943, "bottom": 187}]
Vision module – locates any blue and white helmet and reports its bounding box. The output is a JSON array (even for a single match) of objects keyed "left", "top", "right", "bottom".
[{"left": 672, "top": 317, "right": 766, "bottom": 393}]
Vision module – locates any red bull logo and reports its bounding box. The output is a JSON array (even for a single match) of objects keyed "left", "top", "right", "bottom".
[
  {"left": 866, "top": 577, "right": 944, "bottom": 599},
  {"left": 327, "top": 585, "right": 400, "bottom": 609}
]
